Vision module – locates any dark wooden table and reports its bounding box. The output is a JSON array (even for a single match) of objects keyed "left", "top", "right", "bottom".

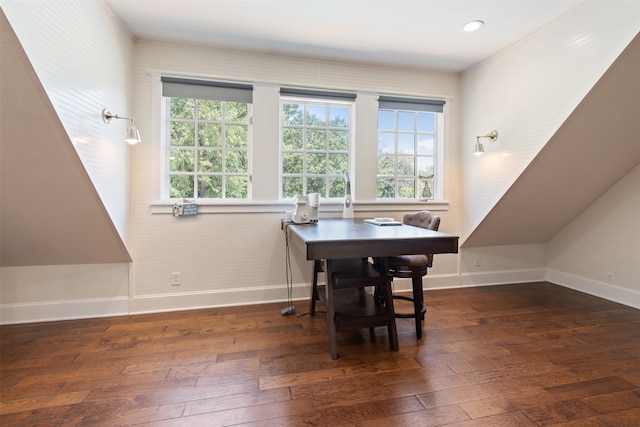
[
  {"left": 285, "top": 219, "right": 459, "bottom": 358},
  {"left": 286, "top": 218, "right": 458, "bottom": 260}
]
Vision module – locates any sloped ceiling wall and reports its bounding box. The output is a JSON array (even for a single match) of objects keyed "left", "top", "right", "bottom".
[
  {"left": 463, "top": 33, "right": 640, "bottom": 248},
  {"left": 0, "top": 10, "right": 131, "bottom": 266}
]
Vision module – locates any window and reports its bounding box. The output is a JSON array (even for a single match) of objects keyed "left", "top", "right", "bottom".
[
  {"left": 280, "top": 89, "right": 355, "bottom": 199},
  {"left": 377, "top": 96, "right": 445, "bottom": 199},
  {"left": 162, "top": 78, "right": 253, "bottom": 199}
]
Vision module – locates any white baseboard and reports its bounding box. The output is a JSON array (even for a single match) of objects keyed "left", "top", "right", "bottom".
[
  {"left": 2, "top": 269, "right": 636, "bottom": 324},
  {"left": 547, "top": 269, "right": 640, "bottom": 310},
  {"left": 128, "top": 283, "right": 312, "bottom": 315},
  {"left": 0, "top": 297, "right": 129, "bottom": 325},
  {"left": 460, "top": 268, "right": 547, "bottom": 287}
]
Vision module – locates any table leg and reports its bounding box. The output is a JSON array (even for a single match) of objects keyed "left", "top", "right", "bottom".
[
  {"left": 325, "top": 259, "right": 338, "bottom": 360},
  {"left": 309, "top": 260, "right": 321, "bottom": 316}
]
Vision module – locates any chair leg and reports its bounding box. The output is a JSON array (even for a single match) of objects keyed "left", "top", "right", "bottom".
[
  {"left": 411, "top": 275, "right": 425, "bottom": 339},
  {"left": 384, "top": 280, "right": 399, "bottom": 351}
]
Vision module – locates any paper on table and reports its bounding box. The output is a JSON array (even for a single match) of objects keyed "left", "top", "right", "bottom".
[{"left": 364, "top": 218, "right": 403, "bottom": 226}]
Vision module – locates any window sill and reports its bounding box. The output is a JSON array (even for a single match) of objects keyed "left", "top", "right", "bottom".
[{"left": 149, "top": 199, "right": 449, "bottom": 215}]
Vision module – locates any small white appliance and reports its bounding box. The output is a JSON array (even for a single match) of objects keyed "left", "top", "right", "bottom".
[{"left": 287, "top": 193, "right": 319, "bottom": 224}]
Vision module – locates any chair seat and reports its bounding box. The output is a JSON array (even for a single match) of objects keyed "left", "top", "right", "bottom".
[
  {"left": 385, "top": 210, "right": 440, "bottom": 340},
  {"left": 387, "top": 254, "right": 430, "bottom": 269}
]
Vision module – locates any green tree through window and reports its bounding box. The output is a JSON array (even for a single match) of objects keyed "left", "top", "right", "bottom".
[
  {"left": 377, "top": 109, "right": 438, "bottom": 199},
  {"left": 281, "top": 98, "right": 351, "bottom": 198},
  {"left": 166, "top": 97, "right": 251, "bottom": 199}
]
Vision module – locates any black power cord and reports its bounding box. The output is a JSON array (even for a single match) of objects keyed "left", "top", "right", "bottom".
[{"left": 282, "top": 224, "right": 296, "bottom": 316}]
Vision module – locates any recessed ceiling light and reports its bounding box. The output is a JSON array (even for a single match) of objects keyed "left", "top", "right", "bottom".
[{"left": 464, "top": 20, "right": 484, "bottom": 32}]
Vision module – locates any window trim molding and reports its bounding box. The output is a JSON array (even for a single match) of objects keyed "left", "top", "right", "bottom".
[
  {"left": 149, "top": 199, "right": 450, "bottom": 214},
  {"left": 149, "top": 71, "right": 452, "bottom": 208}
]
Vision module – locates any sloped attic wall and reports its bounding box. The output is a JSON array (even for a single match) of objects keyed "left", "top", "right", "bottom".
[
  {"left": 0, "top": 10, "right": 130, "bottom": 266},
  {"left": 464, "top": 32, "right": 640, "bottom": 248},
  {"left": 461, "top": 1, "right": 640, "bottom": 246}
]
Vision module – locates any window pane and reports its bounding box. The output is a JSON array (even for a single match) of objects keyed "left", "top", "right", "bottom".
[
  {"left": 281, "top": 98, "right": 352, "bottom": 199},
  {"left": 377, "top": 110, "right": 395, "bottom": 130},
  {"left": 283, "top": 128, "right": 303, "bottom": 150},
  {"left": 329, "top": 177, "right": 345, "bottom": 198},
  {"left": 283, "top": 152, "right": 303, "bottom": 174},
  {"left": 283, "top": 103, "right": 303, "bottom": 125},
  {"left": 226, "top": 125, "right": 248, "bottom": 148},
  {"left": 198, "top": 123, "right": 222, "bottom": 147},
  {"left": 417, "top": 135, "right": 433, "bottom": 155},
  {"left": 198, "top": 99, "right": 222, "bottom": 120},
  {"left": 225, "top": 150, "right": 248, "bottom": 173},
  {"left": 306, "top": 153, "right": 326, "bottom": 174},
  {"left": 307, "top": 177, "right": 326, "bottom": 194},
  {"left": 225, "top": 102, "right": 249, "bottom": 122},
  {"left": 225, "top": 176, "right": 248, "bottom": 199},
  {"left": 397, "top": 156, "right": 414, "bottom": 176},
  {"left": 377, "top": 155, "right": 394, "bottom": 175},
  {"left": 328, "top": 153, "right": 348, "bottom": 174},
  {"left": 377, "top": 177, "right": 394, "bottom": 198},
  {"left": 376, "top": 104, "right": 441, "bottom": 200},
  {"left": 329, "top": 106, "right": 349, "bottom": 127},
  {"left": 170, "top": 175, "right": 194, "bottom": 198},
  {"left": 306, "top": 104, "right": 326, "bottom": 126},
  {"left": 197, "top": 176, "right": 222, "bottom": 198},
  {"left": 171, "top": 122, "right": 195, "bottom": 146},
  {"left": 398, "top": 179, "right": 415, "bottom": 198},
  {"left": 397, "top": 134, "right": 414, "bottom": 154},
  {"left": 398, "top": 111, "right": 415, "bottom": 131},
  {"left": 418, "top": 112, "right": 435, "bottom": 132},
  {"left": 282, "top": 176, "right": 303, "bottom": 198},
  {"left": 329, "top": 130, "right": 348, "bottom": 151},
  {"left": 165, "top": 93, "right": 251, "bottom": 200},
  {"left": 417, "top": 157, "right": 434, "bottom": 177},
  {"left": 170, "top": 98, "right": 195, "bottom": 119},
  {"left": 198, "top": 149, "right": 222, "bottom": 173},
  {"left": 378, "top": 133, "right": 394, "bottom": 154},
  {"left": 170, "top": 148, "right": 195, "bottom": 172},
  {"left": 306, "top": 129, "right": 326, "bottom": 150}
]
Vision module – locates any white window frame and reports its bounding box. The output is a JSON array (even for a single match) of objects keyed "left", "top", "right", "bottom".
[
  {"left": 279, "top": 89, "right": 356, "bottom": 200},
  {"left": 160, "top": 78, "right": 253, "bottom": 200},
  {"left": 376, "top": 96, "right": 445, "bottom": 201}
]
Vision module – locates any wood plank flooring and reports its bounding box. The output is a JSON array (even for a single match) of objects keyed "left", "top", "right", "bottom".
[{"left": 1, "top": 282, "right": 640, "bottom": 426}]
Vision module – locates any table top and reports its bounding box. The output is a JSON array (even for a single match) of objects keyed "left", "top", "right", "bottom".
[{"left": 285, "top": 218, "right": 459, "bottom": 260}]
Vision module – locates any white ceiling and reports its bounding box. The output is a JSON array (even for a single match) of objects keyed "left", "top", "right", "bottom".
[{"left": 105, "top": 0, "right": 585, "bottom": 72}]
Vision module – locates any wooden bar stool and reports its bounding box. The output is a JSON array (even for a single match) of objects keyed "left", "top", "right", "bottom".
[
  {"left": 310, "top": 258, "right": 398, "bottom": 359},
  {"left": 386, "top": 211, "right": 440, "bottom": 339}
]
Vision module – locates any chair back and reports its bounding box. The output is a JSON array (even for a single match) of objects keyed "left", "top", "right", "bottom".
[{"left": 403, "top": 210, "right": 440, "bottom": 267}]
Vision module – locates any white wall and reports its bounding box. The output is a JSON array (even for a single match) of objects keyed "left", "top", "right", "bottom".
[
  {"left": 458, "top": 1, "right": 640, "bottom": 303},
  {"left": 129, "top": 40, "right": 463, "bottom": 313},
  {"left": 460, "top": 0, "right": 640, "bottom": 240},
  {"left": 547, "top": 165, "right": 640, "bottom": 307},
  {"left": 0, "top": 0, "right": 134, "bottom": 244},
  {"left": 0, "top": 0, "right": 134, "bottom": 323}
]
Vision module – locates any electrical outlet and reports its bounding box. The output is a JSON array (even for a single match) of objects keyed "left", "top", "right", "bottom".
[
  {"left": 474, "top": 256, "right": 482, "bottom": 267},
  {"left": 606, "top": 272, "right": 614, "bottom": 284},
  {"left": 171, "top": 272, "right": 181, "bottom": 286}
]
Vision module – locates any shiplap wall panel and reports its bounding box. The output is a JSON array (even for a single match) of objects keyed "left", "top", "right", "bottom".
[
  {"left": 461, "top": 1, "right": 640, "bottom": 240},
  {"left": 0, "top": 0, "right": 134, "bottom": 244},
  {"left": 131, "top": 40, "right": 462, "bottom": 300}
]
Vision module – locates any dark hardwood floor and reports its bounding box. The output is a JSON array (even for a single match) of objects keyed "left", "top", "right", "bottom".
[{"left": 1, "top": 282, "right": 639, "bottom": 426}]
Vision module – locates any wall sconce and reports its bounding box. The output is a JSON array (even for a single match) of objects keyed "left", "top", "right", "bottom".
[
  {"left": 473, "top": 130, "right": 498, "bottom": 155},
  {"left": 102, "top": 108, "right": 141, "bottom": 144}
]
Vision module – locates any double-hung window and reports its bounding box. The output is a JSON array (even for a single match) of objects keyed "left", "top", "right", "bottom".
[
  {"left": 376, "top": 96, "right": 445, "bottom": 200},
  {"left": 280, "top": 89, "right": 355, "bottom": 199},
  {"left": 161, "top": 77, "right": 253, "bottom": 199}
]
